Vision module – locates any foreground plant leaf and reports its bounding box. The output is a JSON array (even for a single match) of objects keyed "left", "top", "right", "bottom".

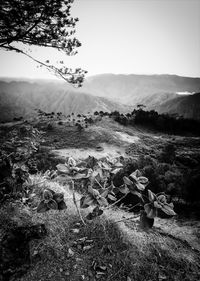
[
  {"left": 130, "top": 169, "right": 142, "bottom": 179},
  {"left": 56, "top": 163, "right": 70, "bottom": 174},
  {"left": 117, "top": 184, "right": 129, "bottom": 194},
  {"left": 97, "top": 196, "right": 108, "bottom": 207},
  {"left": 148, "top": 190, "right": 156, "bottom": 202},
  {"left": 37, "top": 200, "right": 49, "bottom": 213},
  {"left": 80, "top": 196, "right": 90, "bottom": 208},
  {"left": 123, "top": 176, "right": 133, "bottom": 186},
  {"left": 47, "top": 199, "right": 58, "bottom": 210},
  {"left": 58, "top": 200, "right": 67, "bottom": 210},
  {"left": 144, "top": 203, "right": 157, "bottom": 218},
  {"left": 86, "top": 206, "right": 103, "bottom": 220},
  {"left": 43, "top": 189, "right": 53, "bottom": 201},
  {"left": 68, "top": 157, "right": 76, "bottom": 167},
  {"left": 53, "top": 192, "right": 64, "bottom": 203},
  {"left": 160, "top": 204, "right": 176, "bottom": 216},
  {"left": 82, "top": 194, "right": 95, "bottom": 207}
]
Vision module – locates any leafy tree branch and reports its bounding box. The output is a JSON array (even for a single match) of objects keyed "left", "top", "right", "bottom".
[{"left": 0, "top": 0, "right": 87, "bottom": 86}]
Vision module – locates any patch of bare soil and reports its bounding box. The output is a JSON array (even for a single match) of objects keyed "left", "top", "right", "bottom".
[{"left": 52, "top": 143, "right": 126, "bottom": 160}]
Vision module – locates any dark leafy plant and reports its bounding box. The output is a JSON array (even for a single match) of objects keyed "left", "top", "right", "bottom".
[
  {"left": 144, "top": 190, "right": 176, "bottom": 219},
  {"left": 37, "top": 188, "right": 67, "bottom": 213},
  {"left": 55, "top": 156, "right": 176, "bottom": 227},
  {"left": 0, "top": 124, "right": 41, "bottom": 203}
]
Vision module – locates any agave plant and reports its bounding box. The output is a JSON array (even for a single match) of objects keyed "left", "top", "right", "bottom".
[{"left": 37, "top": 189, "right": 67, "bottom": 213}]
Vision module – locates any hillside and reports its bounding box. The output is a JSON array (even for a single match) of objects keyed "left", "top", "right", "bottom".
[
  {"left": 158, "top": 92, "right": 200, "bottom": 119},
  {"left": 1, "top": 116, "right": 200, "bottom": 281},
  {"left": 0, "top": 80, "right": 131, "bottom": 121},
  {"left": 80, "top": 74, "right": 200, "bottom": 119},
  {"left": 1, "top": 73, "right": 200, "bottom": 121},
  {"left": 81, "top": 74, "right": 200, "bottom": 103}
]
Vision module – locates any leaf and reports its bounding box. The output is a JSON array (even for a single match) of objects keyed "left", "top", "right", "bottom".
[
  {"left": 56, "top": 163, "right": 70, "bottom": 174},
  {"left": 157, "top": 194, "right": 167, "bottom": 204},
  {"left": 154, "top": 201, "right": 162, "bottom": 209},
  {"left": 80, "top": 196, "right": 89, "bottom": 208},
  {"left": 53, "top": 192, "right": 64, "bottom": 203},
  {"left": 100, "top": 189, "right": 109, "bottom": 198},
  {"left": 114, "top": 162, "right": 123, "bottom": 168},
  {"left": 130, "top": 169, "right": 141, "bottom": 179},
  {"left": 118, "top": 185, "right": 129, "bottom": 194},
  {"left": 37, "top": 200, "right": 49, "bottom": 213},
  {"left": 97, "top": 196, "right": 108, "bottom": 206},
  {"left": 43, "top": 189, "right": 53, "bottom": 201},
  {"left": 58, "top": 201, "right": 67, "bottom": 210},
  {"left": 111, "top": 168, "right": 121, "bottom": 174},
  {"left": 148, "top": 190, "right": 156, "bottom": 202},
  {"left": 72, "top": 173, "right": 87, "bottom": 180},
  {"left": 83, "top": 194, "right": 95, "bottom": 206},
  {"left": 68, "top": 157, "right": 76, "bottom": 167},
  {"left": 147, "top": 207, "right": 157, "bottom": 219},
  {"left": 130, "top": 190, "right": 143, "bottom": 200},
  {"left": 137, "top": 176, "right": 149, "bottom": 186},
  {"left": 144, "top": 203, "right": 152, "bottom": 216},
  {"left": 89, "top": 188, "right": 100, "bottom": 198},
  {"left": 161, "top": 204, "right": 176, "bottom": 216},
  {"left": 101, "top": 162, "right": 111, "bottom": 170},
  {"left": 86, "top": 206, "right": 103, "bottom": 220},
  {"left": 47, "top": 199, "right": 58, "bottom": 210},
  {"left": 168, "top": 202, "right": 174, "bottom": 208},
  {"left": 108, "top": 194, "right": 117, "bottom": 201},
  {"left": 123, "top": 176, "right": 133, "bottom": 186},
  {"left": 91, "top": 170, "right": 99, "bottom": 178},
  {"left": 135, "top": 182, "right": 145, "bottom": 191}
]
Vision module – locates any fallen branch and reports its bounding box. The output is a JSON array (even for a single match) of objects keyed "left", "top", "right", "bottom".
[
  {"left": 71, "top": 180, "right": 86, "bottom": 225},
  {"left": 115, "top": 213, "right": 140, "bottom": 223},
  {"left": 95, "top": 178, "right": 104, "bottom": 189},
  {"left": 105, "top": 193, "right": 128, "bottom": 210}
]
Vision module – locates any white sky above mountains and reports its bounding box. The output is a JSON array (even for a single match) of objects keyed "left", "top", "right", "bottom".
[{"left": 0, "top": 0, "right": 200, "bottom": 79}]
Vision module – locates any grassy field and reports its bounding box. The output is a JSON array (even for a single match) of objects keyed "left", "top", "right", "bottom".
[{"left": 7, "top": 175, "right": 199, "bottom": 281}]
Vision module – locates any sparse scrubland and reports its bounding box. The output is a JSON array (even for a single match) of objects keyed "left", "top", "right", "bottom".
[{"left": 0, "top": 110, "right": 200, "bottom": 281}]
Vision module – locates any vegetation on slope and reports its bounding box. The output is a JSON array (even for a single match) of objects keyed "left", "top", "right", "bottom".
[{"left": 0, "top": 112, "right": 200, "bottom": 281}]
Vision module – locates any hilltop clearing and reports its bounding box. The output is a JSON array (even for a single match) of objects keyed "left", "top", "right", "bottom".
[{"left": 1, "top": 115, "right": 200, "bottom": 281}]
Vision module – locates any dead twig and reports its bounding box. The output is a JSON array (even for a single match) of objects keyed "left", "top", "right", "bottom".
[
  {"left": 71, "top": 180, "right": 86, "bottom": 225},
  {"left": 115, "top": 213, "right": 140, "bottom": 223}
]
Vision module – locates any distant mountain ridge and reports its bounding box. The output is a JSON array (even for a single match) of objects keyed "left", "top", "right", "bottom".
[
  {"left": 0, "top": 80, "right": 131, "bottom": 121},
  {"left": 0, "top": 73, "right": 200, "bottom": 121},
  {"left": 81, "top": 74, "right": 200, "bottom": 103},
  {"left": 157, "top": 92, "right": 200, "bottom": 119},
  {"left": 79, "top": 74, "right": 200, "bottom": 119}
]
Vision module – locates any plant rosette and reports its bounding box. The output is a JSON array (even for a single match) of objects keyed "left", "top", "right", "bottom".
[
  {"left": 122, "top": 169, "right": 149, "bottom": 199},
  {"left": 80, "top": 186, "right": 108, "bottom": 209},
  {"left": 144, "top": 190, "right": 176, "bottom": 219},
  {"left": 37, "top": 189, "right": 67, "bottom": 213}
]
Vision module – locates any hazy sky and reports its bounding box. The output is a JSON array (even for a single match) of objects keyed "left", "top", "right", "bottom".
[{"left": 0, "top": 0, "right": 200, "bottom": 79}]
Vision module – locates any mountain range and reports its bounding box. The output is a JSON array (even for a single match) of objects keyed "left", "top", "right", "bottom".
[
  {"left": 0, "top": 80, "right": 131, "bottom": 121},
  {"left": 0, "top": 74, "right": 200, "bottom": 121}
]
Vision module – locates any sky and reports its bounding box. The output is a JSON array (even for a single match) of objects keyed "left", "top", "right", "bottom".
[{"left": 0, "top": 0, "right": 200, "bottom": 79}]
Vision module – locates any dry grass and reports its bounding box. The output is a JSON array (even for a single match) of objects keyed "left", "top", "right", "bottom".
[{"left": 3, "top": 175, "right": 196, "bottom": 281}]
